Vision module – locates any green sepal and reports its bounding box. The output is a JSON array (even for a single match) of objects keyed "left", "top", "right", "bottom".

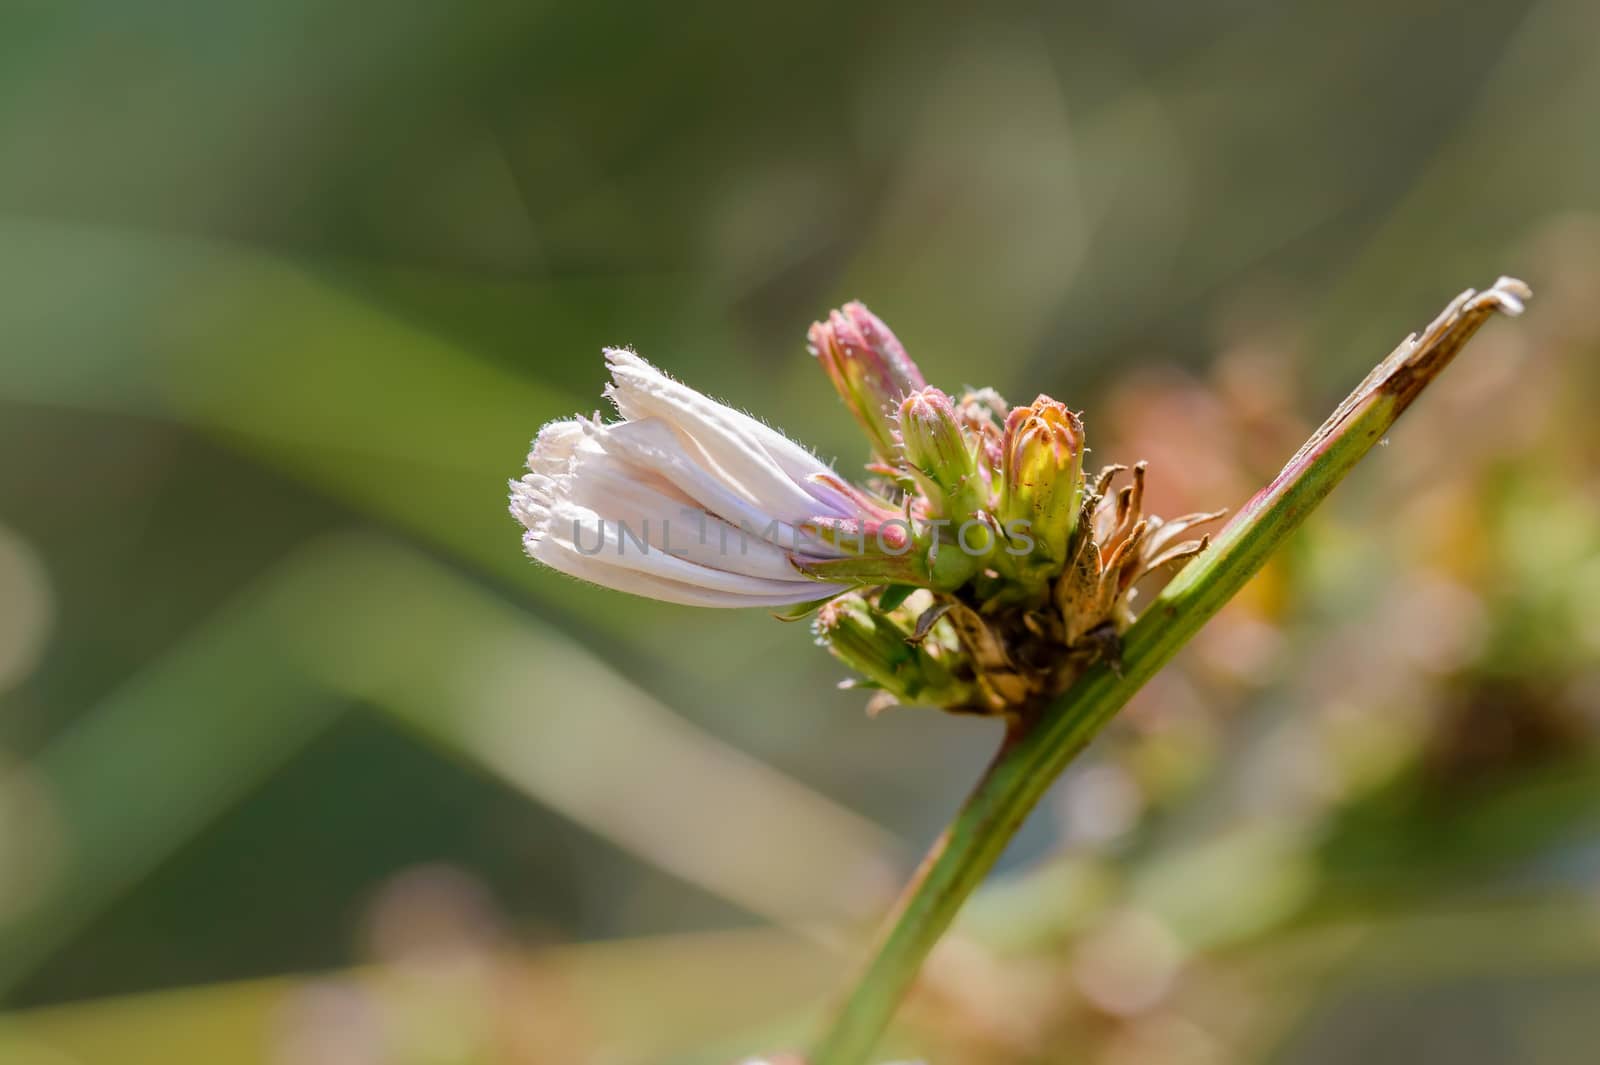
[
  {"left": 876, "top": 584, "right": 918, "bottom": 612},
  {"left": 769, "top": 595, "right": 837, "bottom": 622}
]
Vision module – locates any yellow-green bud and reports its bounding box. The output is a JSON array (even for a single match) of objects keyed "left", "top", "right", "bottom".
[{"left": 999, "top": 395, "right": 1085, "bottom": 571}]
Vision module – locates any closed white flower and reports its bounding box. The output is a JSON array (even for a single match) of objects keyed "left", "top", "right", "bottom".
[{"left": 510, "top": 350, "right": 895, "bottom": 608}]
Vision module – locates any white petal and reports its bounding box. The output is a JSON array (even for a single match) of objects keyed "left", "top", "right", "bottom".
[
  {"left": 535, "top": 500, "right": 846, "bottom": 603},
  {"left": 528, "top": 531, "right": 839, "bottom": 607},
  {"left": 559, "top": 438, "right": 809, "bottom": 581},
  {"left": 604, "top": 349, "right": 851, "bottom": 519},
  {"left": 584, "top": 418, "right": 843, "bottom": 560},
  {"left": 527, "top": 418, "right": 584, "bottom": 475},
  {"left": 508, "top": 476, "right": 547, "bottom": 531},
  {"left": 540, "top": 500, "right": 822, "bottom": 596}
]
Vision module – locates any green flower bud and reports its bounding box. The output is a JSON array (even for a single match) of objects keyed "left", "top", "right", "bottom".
[
  {"left": 809, "top": 302, "right": 926, "bottom": 464},
  {"left": 813, "top": 593, "right": 973, "bottom": 709},
  {"left": 899, "top": 387, "right": 986, "bottom": 522}
]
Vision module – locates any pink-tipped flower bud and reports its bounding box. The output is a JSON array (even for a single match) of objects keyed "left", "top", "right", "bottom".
[
  {"left": 1000, "top": 395, "right": 1085, "bottom": 569},
  {"left": 955, "top": 387, "right": 1009, "bottom": 475},
  {"left": 808, "top": 301, "right": 926, "bottom": 463}
]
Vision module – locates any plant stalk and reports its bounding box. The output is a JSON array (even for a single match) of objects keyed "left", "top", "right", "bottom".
[{"left": 808, "top": 277, "right": 1531, "bottom": 1065}]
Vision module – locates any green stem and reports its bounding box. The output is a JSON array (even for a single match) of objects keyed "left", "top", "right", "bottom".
[{"left": 808, "top": 277, "right": 1531, "bottom": 1065}]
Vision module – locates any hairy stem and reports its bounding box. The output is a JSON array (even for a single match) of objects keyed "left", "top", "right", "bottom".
[{"left": 809, "top": 277, "right": 1531, "bottom": 1065}]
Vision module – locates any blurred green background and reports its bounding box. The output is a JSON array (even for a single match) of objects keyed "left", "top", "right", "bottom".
[{"left": 1, "top": 1, "right": 1598, "bottom": 1062}]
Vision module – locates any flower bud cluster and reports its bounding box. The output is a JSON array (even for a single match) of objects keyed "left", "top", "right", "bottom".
[
  {"left": 804, "top": 304, "right": 1222, "bottom": 715},
  {"left": 514, "top": 301, "right": 1222, "bottom": 717}
]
